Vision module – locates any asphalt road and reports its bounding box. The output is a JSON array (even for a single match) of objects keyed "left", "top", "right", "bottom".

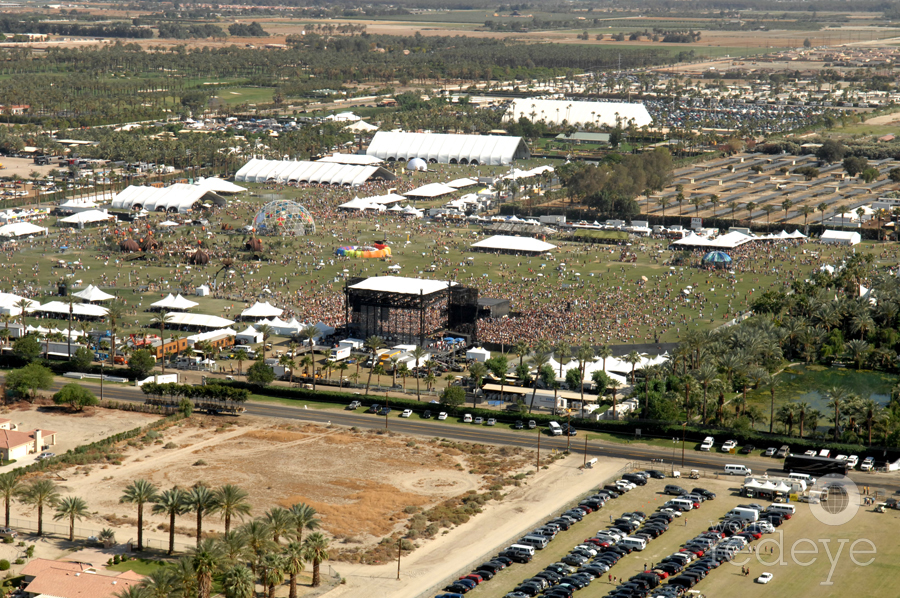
[{"left": 21, "top": 377, "right": 900, "bottom": 493}]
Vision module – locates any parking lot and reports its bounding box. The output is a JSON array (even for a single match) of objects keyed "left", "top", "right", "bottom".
[{"left": 454, "top": 468, "right": 892, "bottom": 598}]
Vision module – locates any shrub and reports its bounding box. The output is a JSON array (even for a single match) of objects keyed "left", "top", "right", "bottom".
[
  {"left": 0, "top": 560, "right": 9, "bottom": 570},
  {"left": 163, "top": 442, "right": 177, "bottom": 449},
  {"left": 193, "top": 459, "right": 207, "bottom": 466},
  {"left": 2, "top": 537, "right": 11, "bottom": 544},
  {"left": 113, "top": 555, "right": 121, "bottom": 564},
  {"left": 13, "top": 559, "right": 22, "bottom": 565}
]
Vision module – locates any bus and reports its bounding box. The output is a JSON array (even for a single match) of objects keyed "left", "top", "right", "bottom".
[{"left": 783, "top": 454, "right": 850, "bottom": 477}]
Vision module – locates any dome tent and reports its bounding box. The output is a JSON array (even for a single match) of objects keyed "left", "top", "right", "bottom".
[
  {"left": 702, "top": 251, "right": 732, "bottom": 267},
  {"left": 407, "top": 157, "right": 428, "bottom": 172},
  {"left": 120, "top": 239, "right": 140, "bottom": 252}
]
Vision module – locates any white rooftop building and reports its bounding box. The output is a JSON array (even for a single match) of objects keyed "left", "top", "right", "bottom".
[
  {"left": 234, "top": 159, "right": 396, "bottom": 186},
  {"left": 366, "top": 132, "right": 530, "bottom": 165}
]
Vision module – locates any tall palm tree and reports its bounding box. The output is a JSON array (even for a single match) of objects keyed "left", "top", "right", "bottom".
[
  {"left": 182, "top": 484, "right": 220, "bottom": 547},
  {"left": 149, "top": 310, "right": 173, "bottom": 374},
  {"left": 554, "top": 341, "right": 571, "bottom": 378},
  {"left": 624, "top": 350, "right": 641, "bottom": 385},
  {"left": 528, "top": 350, "right": 550, "bottom": 414},
  {"left": 692, "top": 363, "right": 718, "bottom": 423},
  {"left": 171, "top": 557, "right": 198, "bottom": 598},
  {"left": 14, "top": 298, "right": 30, "bottom": 328},
  {"left": 121, "top": 479, "right": 159, "bottom": 551},
  {"left": 114, "top": 587, "right": 148, "bottom": 598},
  {"left": 825, "top": 386, "right": 851, "bottom": 441},
  {"left": 222, "top": 564, "right": 254, "bottom": 598},
  {"left": 63, "top": 295, "right": 78, "bottom": 358},
  {"left": 0, "top": 476, "right": 20, "bottom": 528},
  {"left": 575, "top": 342, "right": 594, "bottom": 417},
  {"left": 335, "top": 361, "right": 349, "bottom": 389},
  {"left": 861, "top": 398, "right": 880, "bottom": 446},
  {"left": 139, "top": 567, "right": 181, "bottom": 598},
  {"left": 216, "top": 485, "right": 251, "bottom": 534},
  {"left": 53, "top": 495, "right": 89, "bottom": 542},
  {"left": 191, "top": 537, "right": 224, "bottom": 598},
  {"left": 608, "top": 379, "right": 622, "bottom": 419},
  {"left": 514, "top": 340, "right": 531, "bottom": 368},
  {"left": 233, "top": 349, "right": 249, "bottom": 376},
  {"left": 20, "top": 479, "right": 60, "bottom": 536},
  {"left": 596, "top": 345, "right": 612, "bottom": 375},
  {"left": 767, "top": 374, "right": 778, "bottom": 434},
  {"left": 239, "top": 519, "right": 275, "bottom": 574},
  {"left": 411, "top": 346, "right": 427, "bottom": 400},
  {"left": 288, "top": 503, "right": 319, "bottom": 545},
  {"left": 363, "top": 335, "right": 384, "bottom": 395},
  {"left": 262, "top": 553, "right": 285, "bottom": 598},
  {"left": 265, "top": 507, "right": 293, "bottom": 544},
  {"left": 256, "top": 324, "right": 274, "bottom": 359},
  {"left": 219, "top": 530, "right": 249, "bottom": 566},
  {"left": 278, "top": 354, "right": 296, "bottom": 385},
  {"left": 300, "top": 324, "right": 319, "bottom": 389},
  {"left": 302, "top": 532, "right": 329, "bottom": 587},
  {"left": 105, "top": 300, "right": 127, "bottom": 367},
  {"left": 152, "top": 487, "right": 186, "bottom": 555},
  {"left": 283, "top": 542, "right": 305, "bottom": 598},
  {"left": 796, "top": 401, "right": 811, "bottom": 439}
]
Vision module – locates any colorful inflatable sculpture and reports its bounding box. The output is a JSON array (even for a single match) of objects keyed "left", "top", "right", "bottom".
[{"left": 335, "top": 242, "right": 392, "bottom": 258}]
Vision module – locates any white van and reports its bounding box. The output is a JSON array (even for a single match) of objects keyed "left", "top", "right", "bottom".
[
  {"left": 548, "top": 421, "right": 563, "bottom": 436},
  {"left": 700, "top": 436, "right": 714, "bottom": 451},
  {"left": 620, "top": 536, "right": 648, "bottom": 551},
  {"left": 519, "top": 535, "right": 549, "bottom": 550},
  {"left": 726, "top": 507, "right": 759, "bottom": 522},
  {"left": 508, "top": 544, "right": 536, "bottom": 556},
  {"left": 767, "top": 504, "right": 796, "bottom": 516},
  {"left": 669, "top": 498, "right": 694, "bottom": 511},
  {"left": 725, "top": 464, "right": 752, "bottom": 476},
  {"left": 788, "top": 472, "right": 815, "bottom": 485}
]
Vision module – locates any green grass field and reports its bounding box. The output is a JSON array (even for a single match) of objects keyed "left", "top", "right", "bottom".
[
  {"left": 106, "top": 558, "right": 168, "bottom": 575},
  {"left": 212, "top": 87, "right": 275, "bottom": 106}
]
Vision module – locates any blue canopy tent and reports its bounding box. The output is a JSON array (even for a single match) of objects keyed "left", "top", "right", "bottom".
[{"left": 702, "top": 251, "right": 733, "bottom": 268}]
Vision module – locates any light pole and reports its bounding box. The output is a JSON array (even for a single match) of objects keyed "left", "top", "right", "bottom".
[
  {"left": 566, "top": 410, "right": 571, "bottom": 453},
  {"left": 681, "top": 422, "right": 687, "bottom": 468},
  {"left": 536, "top": 427, "right": 541, "bottom": 471},
  {"left": 583, "top": 434, "right": 588, "bottom": 468}
]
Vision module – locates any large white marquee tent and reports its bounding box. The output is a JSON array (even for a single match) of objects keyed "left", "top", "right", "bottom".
[
  {"left": 366, "top": 132, "right": 530, "bottom": 166},
  {"left": 471, "top": 235, "right": 556, "bottom": 254},
  {"left": 112, "top": 185, "right": 227, "bottom": 214},
  {"left": 505, "top": 99, "right": 653, "bottom": 128},
  {"left": 234, "top": 159, "right": 396, "bottom": 186}
]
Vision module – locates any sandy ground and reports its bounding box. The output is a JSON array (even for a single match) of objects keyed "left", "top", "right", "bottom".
[
  {"left": 0, "top": 403, "right": 157, "bottom": 470},
  {"left": 322, "top": 456, "right": 625, "bottom": 598}
]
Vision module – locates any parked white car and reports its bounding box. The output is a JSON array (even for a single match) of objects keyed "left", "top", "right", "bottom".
[
  {"left": 437, "top": 412, "right": 448, "bottom": 420},
  {"left": 721, "top": 440, "right": 737, "bottom": 452},
  {"left": 756, "top": 572, "right": 773, "bottom": 584},
  {"left": 861, "top": 457, "right": 875, "bottom": 471},
  {"left": 846, "top": 455, "right": 859, "bottom": 468},
  {"left": 400, "top": 409, "right": 413, "bottom": 418}
]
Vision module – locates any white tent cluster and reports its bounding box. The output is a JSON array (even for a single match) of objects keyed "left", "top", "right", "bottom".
[
  {"left": 165, "top": 312, "right": 234, "bottom": 329},
  {"left": 112, "top": 185, "right": 227, "bottom": 214},
  {"left": 500, "top": 164, "right": 555, "bottom": 181},
  {"left": 505, "top": 99, "right": 653, "bottom": 128},
  {"left": 0, "top": 292, "right": 38, "bottom": 315},
  {"left": 32, "top": 301, "right": 108, "bottom": 318},
  {"left": 58, "top": 210, "right": 115, "bottom": 225},
  {"left": 151, "top": 293, "right": 199, "bottom": 311},
  {"left": 670, "top": 230, "right": 757, "bottom": 250},
  {"left": 72, "top": 285, "right": 115, "bottom": 302},
  {"left": 757, "top": 230, "right": 807, "bottom": 241},
  {"left": 316, "top": 153, "right": 383, "bottom": 166},
  {"left": 0, "top": 222, "right": 47, "bottom": 238},
  {"left": 405, "top": 183, "right": 457, "bottom": 198},
  {"left": 241, "top": 301, "right": 283, "bottom": 320},
  {"left": 338, "top": 193, "right": 405, "bottom": 211},
  {"left": 366, "top": 132, "right": 530, "bottom": 165},
  {"left": 235, "top": 159, "right": 396, "bottom": 187}
]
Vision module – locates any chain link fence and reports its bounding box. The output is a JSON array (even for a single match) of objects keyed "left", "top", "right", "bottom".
[{"left": 5, "top": 516, "right": 193, "bottom": 553}]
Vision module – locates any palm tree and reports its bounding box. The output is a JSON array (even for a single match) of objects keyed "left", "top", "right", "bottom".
[
  {"left": 115, "top": 587, "right": 149, "bottom": 598},
  {"left": 20, "top": 479, "right": 60, "bottom": 536},
  {"left": 795, "top": 401, "right": 811, "bottom": 439},
  {"left": 191, "top": 537, "right": 224, "bottom": 598},
  {"left": 183, "top": 484, "right": 220, "bottom": 547},
  {"left": 693, "top": 363, "right": 718, "bottom": 423},
  {"left": 288, "top": 502, "right": 319, "bottom": 545},
  {"left": 825, "top": 386, "right": 851, "bottom": 441},
  {"left": 171, "top": 557, "right": 198, "bottom": 598},
  {"left": 53, "top": 495, "right": 89, "bottom": 542},
  {"left": 233, "top": 349, "right": 249, "bottom": 376},
  {"left": 514, "top": 340, "right": 530, "bottom": 368},
  {"left": 216, "top": 484, "right": 251, "bottom": 534},
  {"left": 219, "top": 530, "right": 248, "bottom": 566},
  {"left": 861, "top": 399, "right": 879, "bottom": 446},
  {"left": 411, "top": 346, "right": 427, "bottom": 400},
  {"left": 301, "top": 325, "right": 319, "bottom": 387},
  {"left": 222, "top": 565, "right": 255, "bottom": 598},
  {"left": 528, "top": 350, "right": 551, "bottom": 414},
  {"left": 363, "top": 335, "right": 384, "bottom": 395},
  {"left": 256, "top": 324, "right": 274, "bottom": 359},
  {"left": 152, "top": 487, "right": 186, "bottom": 555},
  {"left": 624, "top": 350, "right": 641, "bottom": 385},
  {"left": 575, "top": 342, "right": 594, "bottom": 417},
  {"left": 149, "top": 310, "right": 173, "bottom": 374},
  {"left": 468, "top": 361, "right": 487, "bottom": 408},
  {"left": 302, "top": 532, "right": 329, "bottom": 587},
  {"left": 554, "top": 341, "right": 571, "bottom": 378},
  {"left": 240, "top": 519, "right": 275, "bottom": 572},
  {"left": 608, "top": 379, "right": 622, "bottom": 419},
  {"left": 14, "top": 298, "right": 30, "bottom": 328},
  {"left": 63, "top": 295, "right": 78, "bottom": 358},
  {"left": 262, "top": 553, "right": 285, "bottom": 598},
  {"left": 121, "top": 479, "right": 159, "bottom": 551},
  {"left": 335, "top": 362, "right": 348, "bottom": 388},
  {"left": 283, "top": 542, "right": 305, "bottom": 598},
  {"left": 0, "top": 476, "right": 20, "bottom": 528},
  {"left": 105, "top": 300, "right": 127, "bottom": 367},
  {"left": 279, "top": 354, "right": 296, "bottom": 385},
  {"left": 597, "top": 345, "right": 612, "bottom": 375},
  {"left": 265, "top": 507, "right": 293, "bottom": 544},
  {"left": 139, "top": 567, "right": 181, "bottom": 598}
]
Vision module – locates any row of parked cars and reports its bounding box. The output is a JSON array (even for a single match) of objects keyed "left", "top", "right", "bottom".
[{"left": 701, "top": 436, "right": 876, "bottom": 470}]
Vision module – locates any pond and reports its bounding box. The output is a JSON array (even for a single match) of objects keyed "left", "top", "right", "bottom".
[{"left": 747, "top": 364, "right": 898, "bottom": 415}]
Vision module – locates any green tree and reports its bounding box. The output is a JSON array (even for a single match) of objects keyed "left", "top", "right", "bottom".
[
  {"left": 52, "top": 383, "right": 98, "bottom": 411},
  {"left": 363, "top": 336, "right": 385, "bottom": 395},
  {"left": 70, "top": 346, "right": 94, "bottom": 372},
  {"left": 53, "top": 496, "right": 89, "bottom": 542},
  {"left": 485, "top": 354, "right": 508, "bottom": 403},
  {"left": 410, "top": 346, "right": 427, "bottom": 400},
  {"left": 440, "top": 385, "right": 465, "bottom": 409},
  {"left": 191, "top": 538, "right": 224, "bottom": 598},
  {"left": 283, "top": 542, "right": 305, "bottom": 598},
  {"left": 247, "top": 357, "right": 275, "bottom": 387},
  {"left": 302, "top": 532, "right": 329, "bottom": 587},
  {"left": 288, "top": 502, "right": 319, "bottom": 546},
  {"left": 12, "top": 335, "right": 41, "bottom": 362},
  {"left": 20, "top": 479, "right": 60, "bottom": 536},
  {"left": 216, "top": 484, "right": 251, "bottom": 534},
  {"left": 129, "top": 349, "right": 156, "bottom": 379},
  {"left": 233, "top": 349, "right": 249, "bottom": 376},
  {"left": 6, "top": 363, "right": 53, "bottom": 401},
  {"left": 262, "top": 553, "right": 285, "bottom": 598},
  {"left": 152, "top": 487, "right": 186, "bottom": 555},
  {"left": 105, "top": 300, "right": 127, "bottom": 367},
  {"left": 121, "top": 479, "right": 159, "bottom": 551},
  {"left": 182, "top": 484, "right": 220, "bottom": 546},
  {"left": 222, "top": 565, "right": 255, "bottom": 598},
  {"left": 0, "top": 476, "right": 20, "bottom": 528}
]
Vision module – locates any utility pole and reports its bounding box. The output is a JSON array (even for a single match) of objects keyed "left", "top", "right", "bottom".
[
  {"left": 681, "top": 423, "right": 687, "bottom": 468},
  {"left": 385, "top": 399, "right": 389, "bottom": 430},
  {"left": 583, "top": 434, "right": 588, "bottom": 468},
  {"left": 536, "top": 428, "right": 541, "bottom": 470},
  {"left": 566, "top": 410, "right": 571, "bottom": 453},
  {"left": 397, "top": 537, "right": 402, "bottom": 580}
]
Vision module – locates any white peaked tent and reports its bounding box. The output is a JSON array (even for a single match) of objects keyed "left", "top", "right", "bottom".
[
  {"left": 58, "top": 210, "right": 114, "bottom": 225},
  {"left": 151, "top": 293, "right": 199, "bottom": 311},
  {"left": 0, "top": 292, "right": 38, "bottom": 315},
  {"left": 236, "top": 326, "right": 264, "bottom": 344},
  {"left": 0, "top": 222, "right": 47, "bottom": 237},
  {"left": 344, "top": 120, "right": 379, "bottom": 133},
  {"left": 241, "top": 301, "right": 284, "bottom": 319},
  {"left": 72, "top": 285, "right": 115, "bottom": 302},
  {"left": 257, "top": 317, "right": 302, "bottom": 336}
]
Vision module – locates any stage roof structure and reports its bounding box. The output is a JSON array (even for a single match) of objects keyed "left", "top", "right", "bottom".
[
  {"left": 470, "top": 235, "right": 556, "bottom": 253},
  {"left": 194, "top": 177, "right": 246, "bottom": 194},
  {"left": 366, "top": 132, "right": 529, "bottom": 165},
  {"left": 348, "top": 276, "right": 457, "bottom": 296},
  {"left": 112, "top": 185, "right": 226, "bottom": 214},
  {"left": 234, "top": 159, "right": 396, "bottom": 186},
  {"left": 505, "top": 99, "right": 653, "bottom": 128}
]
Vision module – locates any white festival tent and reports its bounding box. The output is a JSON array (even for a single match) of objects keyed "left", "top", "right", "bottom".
[
  {"left": 0, "top": 222, "right": 47, "bottom": 237},
  {"left": 366, "top": 132, "right": 530, "bottom": 166},
  {"left": 505, "top": 99, "right": 653, "bottom": 128},
  {"left": 405, "top": 183, "right": 457, "bottom": 199},
  {"left": 72, "top": 284, "right": 115, "bottom": 302},
  {"left": 194, "top": 177, "right": 246, "bottom": 194},
  {"left": 470, "top": 235, "right": 557, "bottom": 253},
  {"left": 234, "top": 159, "right": 396, "bottom": 186},
  {"left": 256, "top": 317, "right": 302, "bottom": 336},
  {"left": 235, "top": 326, "right": 264, "bottom": 345},
  {"left": 670, "top": 230, "right": 755, "bottom": 250},
  {"left": 112, "top": 185, "right": 227, "bottom": 214},
  {"left": 344, "top": 120, "right": 379, "bottom": 133},
  {"left": 0, "top": 292, "right": 38, "bottom": 315},
  {"left": 241, "top": 301, "right": 284, "bottom": 319},
  {"left": 32, "top": 300, "right": 108, "bottom": 318},
  {"left": 338, "top": 198, "right": 387, "bottom": 211},
  {"left": 165, "top": 312, "right": 234, "bottom": 329},
  {"left": 316, "top": 153, "right": 383, "bottom": 166},
  {"left": 151, "top": 293, "right": 199, "bottom": 311},
  {"left": 447, "top": 178, "right": 479, "bottom": 189},
  {"left": 58, "top": 210, "right": 115, "bottom": 225}
]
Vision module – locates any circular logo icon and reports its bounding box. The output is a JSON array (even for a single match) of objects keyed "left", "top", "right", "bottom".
[{"left": 808, "top": 474, "right": 859, "bottom": 526}]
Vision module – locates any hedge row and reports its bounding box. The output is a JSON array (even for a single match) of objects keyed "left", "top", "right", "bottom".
[{"left": 219, "top": 380, "right": 900, "bottom": 461}]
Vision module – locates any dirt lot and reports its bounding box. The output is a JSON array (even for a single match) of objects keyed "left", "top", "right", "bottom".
[{"left": 0, "top": 403, "right": 158, "bottom": 469}]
